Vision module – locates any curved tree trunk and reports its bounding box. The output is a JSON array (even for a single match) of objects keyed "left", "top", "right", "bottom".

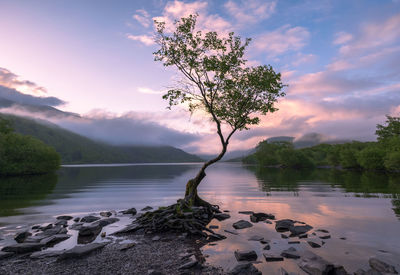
[{"left": 183, "top": 143, "right": 228, "bottom": 208}]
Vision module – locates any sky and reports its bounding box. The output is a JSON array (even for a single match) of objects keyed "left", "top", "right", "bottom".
[{"left": 0, "top": 0, "right": 400, "bottom": 154}]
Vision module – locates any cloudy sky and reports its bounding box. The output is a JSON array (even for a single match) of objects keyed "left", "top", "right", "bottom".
[{"left": 0, "top": 0, "right": 400, "bottom": 154}]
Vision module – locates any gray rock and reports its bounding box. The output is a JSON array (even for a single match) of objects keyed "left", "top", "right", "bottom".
[
  {"left": 178, "top": 255, "right": 197, "bottom": 269},
  {"left": 39, "top": 223, "right": 53, "bottom": 231},
  {"left": 112, "top": 223, "right": 142, "bottom": 234},
  {"left": 263, "top": 244, "right": 271, "bottom": 250},
  {"left": 81, "top": 215, "right": 100, "bottom": 223},
  {"left": 2, "top": 243, "right": 44, "bottom": 254},
  {"left": 281, "top": 234, "right": 289, "bottom": 239},
  {"left": 141, "top": 206, "right": 153, "bottom": 211},
  {"left": 333, "top": 265, "right": 350, "bottom": 275},
  {"left": 0, "top": 251, "right": 14, "bottom": 260},
  {"left": 315, "top": 229, "right": 329, "bottom": 233},
  {"left": 275, "top": 219, "right": 295, "bottom": 232},
  {"left": 319, "top": 234, "right": 331, "bottom": 240},
  {"left": 238, "top": 211, "right": 254, "bottom": 215},
  {"left": 281, "top": 247, "right": 300, "bottom": 259},
  {"left": 234, "top": 250, "right": 258, "bottom": 261},
  {"left": 30, "top": 250, "right": 64, "bottom": 259},
  {"left": 228, "top": 263, "right": 261, "bottom": 275},
  {"left": 24, "top": 235, "right": 48, "bottom": 243},
  {"left": 14, "top": 231, "right": 32, "bottom": 243},
  {"left": 100, "top": 211, "right": 112, "bottom": 217},
  {"left": 289, "top": 224, "right": 313, "bottom": 236},
  {"left": 59, "top": 242, "right": 108, "bottom": 260},
  {"left": 207, "top": 233, "right": 226, "bottom": 241},
  {"left": 209, "top": 225, "right": 219, "bottom": 229},
  {"left": 73, "top": 217, "right": 80, "bottom": 222},
  {"left": 298, "top": 251, "right": 339, "bottom": 275},
  {"left": 41, "top": 225, "right": 63, "bottom": 236},
  {"left": 369, "top": 257, "right": 398, "bottom": 274},
  {"left": 56, "top": 215, "right": 73, "bottom": 220},
  {"left": 307, "top": 241, "right": 322, "bottom": 248},
  {"left": 40, "top": 234, "right": 71, "bottom": 246},
  {"left": 214, "top": 213, "right": 231, "bottom": 221},
  {"left": 78, "top": 223, "right": 102, "bottom": 237},
  {"left": 250, "top": 212, "right": 275, "bottom": 222},
  {"left": 95, "top": 217, "right": 119, "bottom": 227},
  {"left": 263, "top": 253, "right": 284, "bottom": 262},
  {"left": 299, "top": 233, "right": 308, "bottom": 238},
  {"left": 233, "top": 220, "right": 253, "bottom": 229}
]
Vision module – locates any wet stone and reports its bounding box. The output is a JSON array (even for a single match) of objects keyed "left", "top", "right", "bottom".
[
  {"left": 209, "top": 225, "right": 219, "bottom": 229},
  {"left": 59, "top": 243, "right": 108, "bottom": 260},
  {"left": 250, "top": 212, "right": 275, "bottom": 223},
  {"left": 2, "top": 243, "right": 44, "bottom": 254},
  {"left": 233, "top": 220, "right": 253, "bottom": 229},
  {"left": 100, "top": 211, "right": 112, "bottom": 217},
  {"left": 0, "top": 251, "right": 14, "bottom": 260},
  {"left": 281, "top": 234, "right": 289, "bottom": 239},
  {"left": 369, "top": 257, "right": 398, "bottom": 274},
  {"left": 238, "top": 211, "right": 254, "bottom": 215},
  {"left": 141, "top": 206, "right": 153, "bottom": 211},
  {"left": 248, "top": 235, "right": 265, "bottom": 242},
  {"left": 263, "top": 244, "right": 271, "bottom": 250},
  {"left": 263, "top": 253, "right": 284, "bottom": 262},
  {"left": 178, "top": 255, "right": 197, "bottom": 269},
  {"left": 120, "top": 242, "right": 136, "bottom": 251},
  {"left": 319, "top": 234, "right": 331, "bottom": 240},
  {"left": 30, "top": 250, "right": 64, "bottom": 259},
  {"left": 81, "top": 215, "right": 101, "bottom": 223},
  {"left": 289, "top": 224, "right": 313, "bottom": 236},
  {"left": 56, "top": 215, "right": 73, "bottom": 221},
  {"left": 281, "top": 247, "right": 300, "bottom": 259},
  {"left": 307, "top": 241, "right": 322, "bottom": 248},
  {"left": 224, "top": 229, "right": 239, "bottom": 235},
  {"left": 14, "top": 231, "right": 32, "bottom": 243},
  {"left": 234, "top": 250, "right": 258, "bottom": 261},
  {"left": 214, "top": 213, "right": 231, "bottom": 221},
  {"left": 228, "top": 263, "right": 262, "bottom": 275},
  {"left": 275, "top": 219, "right": 295, "bottom": 232}
]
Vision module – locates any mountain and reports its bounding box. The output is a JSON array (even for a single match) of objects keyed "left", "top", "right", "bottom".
[{"left": 0, "top": 114, "right": 202, "bottom": 164}]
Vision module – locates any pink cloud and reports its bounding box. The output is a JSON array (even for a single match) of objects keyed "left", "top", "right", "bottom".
[{"left": 224, "top": 0, "right": 276, "bottom": 25}]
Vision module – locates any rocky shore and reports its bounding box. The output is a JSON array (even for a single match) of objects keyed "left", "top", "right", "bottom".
[{"left": 0, "top": 206, "right": 398, "bottom": 275}]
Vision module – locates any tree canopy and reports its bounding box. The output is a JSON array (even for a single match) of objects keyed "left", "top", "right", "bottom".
[
  {"left": 155, "top": 14, "right": 285, "bottom": 156},
  {"left": 376, "top": 115, "right": 400, "bottom": 142}
]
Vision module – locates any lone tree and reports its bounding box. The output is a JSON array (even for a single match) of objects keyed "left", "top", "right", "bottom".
[
  {"left": 155, "top": 14, "right": 285, "bottom": 208},
  {"left": 134, "top": 15, "right": 284, "bottom": 235}
]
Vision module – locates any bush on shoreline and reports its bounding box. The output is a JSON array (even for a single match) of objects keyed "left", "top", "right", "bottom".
[{"left": 0, "top": 118, "right": 60, "bottom": 176}]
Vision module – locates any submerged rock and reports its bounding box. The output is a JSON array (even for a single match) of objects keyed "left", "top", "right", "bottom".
[
  {"left": 228, "top": 263, "right": 261, "bottom": 275},
  {"left": 263, "top": 253, "right": 284, "bottom": 262},
  {"left": 238, "top": 211, "right": 254, "bottom": 215},
  {"left": 369, "top": 257, "right": 398, "bottom": 274},
  {"left": 307, "top": 241, "right": 322, "bottom": 248},
  {"left": 14, "top": 231, "right": 32, "bottom": 243},
  {"left": 289, "top": 224, "right": 313, "bottom": 236},
  {"left": 214, "top": 213, "right": 231, "bottom": 221},
  {"left": 233, "top": 220, "right": 253, "bottom": 229},
  {"left": 81, "top": 215, "right": 101, "bottom": 223},
  {"left": 59, "top": 243, "right": 108, "bottom": 260},
  {"left": 275, "top": 219, "right": 295, "bottom": 232},
  {"left": 234, "top": 250, "right": 258, "bottom": 261},
  {"left": 298, "top": 251, "right": 348, "bottom": 275},
  {"left": 250, "top": 212, "right": 275, "bottom": 223}
]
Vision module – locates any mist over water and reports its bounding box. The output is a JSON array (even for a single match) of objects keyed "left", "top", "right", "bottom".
[{"left": 0, "top": 163, "right": 399, "bottom": 273}]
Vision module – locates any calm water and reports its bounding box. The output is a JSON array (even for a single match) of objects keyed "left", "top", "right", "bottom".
[{"left": 1, "top": 163, "right": 400, "bottom": 273}]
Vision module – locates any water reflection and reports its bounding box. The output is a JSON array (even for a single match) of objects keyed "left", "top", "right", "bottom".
[
  {"left": 0, "top": 173, "right": 57, "bottom": 218},
  {"left": 247, "top": 166, "right": 400, "bottom": 218}
]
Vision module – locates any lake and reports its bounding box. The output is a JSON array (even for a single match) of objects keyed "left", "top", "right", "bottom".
[{"left": 1, "top": 162, "right": 399, "bottom": 273}]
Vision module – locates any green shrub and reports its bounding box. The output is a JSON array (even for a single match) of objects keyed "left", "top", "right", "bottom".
[
  {"left": 384, "top": 151, "right": 400, "bottom": 171},
  {"left": 357, "top": 146, "right": 385, "bottom": 170}
]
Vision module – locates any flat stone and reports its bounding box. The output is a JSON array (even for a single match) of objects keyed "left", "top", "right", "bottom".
[
  {"left": 112, "top": 223, "right": 142, "bottom": 234},
  {"left": 209, "top": 225, "right": 219, "bottom": 229},
  {"left": 289, "top": 224, "right": 313, "bottom": 236},
  {"left": 238, "top": 211, "right": 254, "bottom": 215},
  {"left": 233, "top": 220, "right": 253, "bottom": 229},
  {"left": 0, "top": 251, "right": 14, "bottom": 260},
  {"left": 81, "top": 215, "right": 100, "bottom": 223},
  {"left": 2, "top": 243, "right": 44, "bottom": 254},
  {"left": 228, "top": 263, "right": 262, "bottom": 275},
  {"left": 59, "top": 243, "right": 108, "bottom": 260},
  {"left": 315, "top": 229, "right": 329, "bottom": 233},
  {"left": 224, "top": 229, "right": 239, "bottom": 235},
  {"left": 234, "top": 250, "right": 258, "bottom": 261},
  {"left": 299, "top": 233, "right": 308, "bottom": 239},
  {"left": 141, "top": 206, "right": 153, "bottom": 211},
  {"left": 214, "top": 213, "right": 231, "bottom": 221},
  {"left": 263, "top": 253, "right": 284, "bottom": 262},
  {"left": 281, "top": 234, "right": 289, "bottom": 239},
  {"left": 30, "top": 250, "right": 64, "bottom": 259},
  {"left": 263, "top": 244, "right": 271, "bottom": 250},
  {"left": 39, "top": 223, "right": 53, "bottom": 230},
  {"left": 95, "top": 217, "right": 119, "bottom": 227},
  {"left": 275, "top": 219, "right": 295, "bottom": 232},
  {"left": 40, "top": 234, "right": 71, "bottom": 246},
  {"left": 100, "top": 211, "right": 112, "bottom": 217},
  {"left": 250, "top": 212, "right": 275, "bottom": 223},
  {"left": 24, "top": 235, "right": 48, "bottom": 243},
  {"left": 55, "top": 220, "right": 68, "bottom": 227},
  {"left": 69, "top": 222, "right": 84, "bottom": 230},
  {"left": 121, "top": 208, "right": 137, "bottom": 215},
  {"left": 281, "top": 247, "right": 300, "bottom": 259},
  {"left": 78, "top": 223, "right": 102, "bottom": 237},
  {"left": 307, "top": 241, "right": 322, "bottom": 248},
  {"left": 14, "top": 231, "right": 32, "bottom": 243},
  {"left": 298, "top": 251, "right": 337, "bottom": 275},
  {"left": 56, "top": 215, "right": 73, "bottom": 220},
  {"left": 41, "top": 225, "right": 63, "bottom": 236},
  {"left": 369, "top": 257, "right": 398, "bottom": 274}
]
